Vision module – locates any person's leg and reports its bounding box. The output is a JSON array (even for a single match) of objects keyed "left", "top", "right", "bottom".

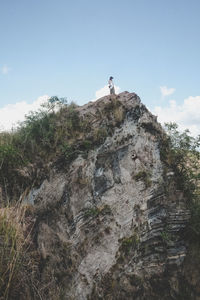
[{"left": 111, "top": 87, "right": 115, "bottom": 94}]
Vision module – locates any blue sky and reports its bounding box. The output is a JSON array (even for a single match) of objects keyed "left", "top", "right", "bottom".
[{"left": 0, "top": 0, "right": 200, "bottom": 134}]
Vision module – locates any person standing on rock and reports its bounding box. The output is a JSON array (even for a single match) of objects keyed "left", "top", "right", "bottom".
[{"left": 108, "top": 76, "right": 115, "bottom": 95}]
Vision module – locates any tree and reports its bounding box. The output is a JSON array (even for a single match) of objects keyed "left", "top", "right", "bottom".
[{"left": 164, "top": 122, "right": 200, "bottom": 240}]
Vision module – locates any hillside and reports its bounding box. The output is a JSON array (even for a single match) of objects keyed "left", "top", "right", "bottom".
[{"left": 0, "top": 92, "right": 199, "bottom": 300}]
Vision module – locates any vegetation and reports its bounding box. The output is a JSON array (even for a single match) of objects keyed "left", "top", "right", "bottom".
[
  {"left": 84, "top": 207, "right": 100, "bottom": 218},
  {"left": 134, "top": 170, "right": 152, "bottom": 188},
  {"left": 0, "top": 95, "right": 127, "bottom": 203},
  {"left": 83, "top": 204, "right": 112, "bottom": 219},
  {"left": 120, "top": 233, "right": 139, "bottom": 254},
  {"left": 103, "top": 97, "right": 125, "bottom": 125},
  {"left": 0, "top": 97, "right": 199, "bottom": 297},
  {"left": 0, "top": 204, "right": 39, "bottom": 300},
  {"left": 161, "top": 229, "right": 172, "bottom": 243},
  {"left": 0, "top": 96, "right": 123, "bottom": 297},
  {"left": 161, "top": 123, "right": 200, "bottom": 241},
  {"left": 0, "top": 97, "right": 115, "bottom": 202}
]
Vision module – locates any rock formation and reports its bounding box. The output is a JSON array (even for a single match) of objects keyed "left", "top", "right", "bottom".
[
  {"left": 21, "top": 92, "right": 197, "bottom": 299},
  {"left": 3, "top": 92, "right": 199, "bottom": 299}
]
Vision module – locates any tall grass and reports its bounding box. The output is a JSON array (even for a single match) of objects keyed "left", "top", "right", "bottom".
[{"left": 0, "top": 203, "right": 38, "bottom": 300}]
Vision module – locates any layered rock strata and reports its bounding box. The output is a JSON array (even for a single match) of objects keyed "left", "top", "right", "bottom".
[{"left": 28, "top": 92, "right": 193, "bottom": 299}]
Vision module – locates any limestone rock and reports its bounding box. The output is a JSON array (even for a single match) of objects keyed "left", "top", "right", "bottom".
[{"left": 27, "top": 92, "right": 195, "bottom": 299}]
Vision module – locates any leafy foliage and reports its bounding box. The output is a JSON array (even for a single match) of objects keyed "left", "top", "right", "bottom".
[
  {"left": 120, "top": 234, "right": 139, "bottom": 254},
  {"left": 134, "top": 170, "right": 152, "bottom": 188},
  {"left": 0, "top": 97, "right": 77, "bottom": 201},
  {"left": 0, "top": 96, "right": 126, "bottom": 203},
  {"left": 162, "top": 122, "right": 200, "bottom": 241},
  {"left": 163, "top": 123, "right": 200, "bottom": 196},
  {"left": 0, "top": 144, "right": 22, "bottom": 171},
  {"left": 83, "top": 205, "right": 112, "bottom": 219},
  {"left": 15, "top": 97, "right": 69, "bottom": 160}
]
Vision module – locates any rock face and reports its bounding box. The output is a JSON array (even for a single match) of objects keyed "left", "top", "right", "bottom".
[{"left": 30, "top": 93, "right": 194, "bottom": 299}]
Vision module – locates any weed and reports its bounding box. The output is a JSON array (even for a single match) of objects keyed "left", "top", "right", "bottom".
[
  {"left": 83, "top": 204, "right": 112, "bottom": 219},
  {"left": 103, "top": 98, "right": 125, "bottom": 126},
  {"left": 0, "top": 204, "right": 39, "bottom": 300},
  {"left": 93, "top": 128, "right": 108, "bottom": 144},
  {"left": 84, "top": 207, "right": 100, "bottom": 219},
  {"left": 113, "top": 106, "right": 125, "bottom": 124},
  {"left": 134, "top": 171, "right": 152, "bottom": 188},
  {"left": 59, "top": 142, "right": 75, "bottom": 162},
  {"left": 103, "top": 98, "right": 121, "bottom": 112},
  {"left": 161, "top": 230, "right": 172, "bottom": 243},
  {"left": 83, "top": 140, "right": 93, "bottom": 150},
  {"left": 100, "top": 204, "right": 112, "bottom": 215},
  {"left": 120, "top": 233, "right": 139, "bottom": 254}
]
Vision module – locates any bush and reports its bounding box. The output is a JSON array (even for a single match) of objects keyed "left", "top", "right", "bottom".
[
  {"left": 0, "top": 98, "right": 82, "bottom": 200},
  {"left": 134, "top": 170, "right": 152, "bottom": 188},
  {"left": 0, "top": 144, "right": 22, "bottom": 171},
  {"left": 93, "top": 128, "right": 108, "bottom": 144},
  {"left": 120, "top": 234, "right": 139, "bottom": 254},
  {"left": 103, "top": 98, "right": 125, "bottom": 126},
  {"left": 59, "top": 142, "right": 75, "bottom": 162},
  {"left": 162, "top": 123, "right": 200, "bottom": 241},
  {"left": 162, "top": 123, "right": 200, "bottom": 196},
  {"left": 0, "top": 95, "right": 123, "bottom": 201},
  {"left": 84, "top": 207, "right": 100, "bottom": 219},
  {"left": 83, "top": 205, "right": 112, "bottom": 219}
]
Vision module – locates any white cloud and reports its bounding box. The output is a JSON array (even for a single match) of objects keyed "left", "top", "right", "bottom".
[
  {"left": 91, "top": 85, "right": 121, "bottom": 101},
  {"left": 160, "top": 86, "right": 175, "bottom": 97},
  {"left": 0, "top": 95, "right": 50, "bottom": 131},
  {"left": 1, "top": 65, "right": 11, "bottom": 75},
  {"left": 153, "top": 96, "right": 200, "bottom": 136}
]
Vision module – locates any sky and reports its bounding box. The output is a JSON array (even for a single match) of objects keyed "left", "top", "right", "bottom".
[{"left": 0, "top": 0, "right": 200, "bottom": 135}]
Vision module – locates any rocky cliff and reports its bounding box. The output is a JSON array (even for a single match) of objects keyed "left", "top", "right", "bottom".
[{"left": 2, "top": 92, "right": 200, "bottom": 299}]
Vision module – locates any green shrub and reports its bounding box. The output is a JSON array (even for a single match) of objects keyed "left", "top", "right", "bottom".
[
  {"left": 188, "top": 201, "right": 200, "bottom": 243},
  {"left": 83, "top": 205, "right": 112, "bottom": 219},
  {"left": 59, "top": 142, "right": 75, "bottom": 161},
  {"left": 84, "top": 207, "right": 100, "bottom": 219},
  {"left": 0, "top": 144, "right": 22, "bottom": 171},
  {"left": 93, "top": 128, "right": 108, "bottom": 144},
  {"left": 120, "top": 234, "right": 139, "bottom": 254},
  {"left": 103, "top": 98, "right": 121, "bottom": 113},
  {"left": 134, "top": 171, "right": 152, "bottom": 188},
  {"left": 0, "top": 95, "right": 123, "bottom": 201},
  {"left": 103, "top": 98, "right": 125, "bottom": 126},
  {"left": 162, "top": 123, "right": 200, "bottom": 241},
  {"left": 82, "top": 140, "right": 93, "bottom": 150},
  {"left": 100, "top": 204, "right": 112, "bottom": 215},
  {"left": 161, "top": 230, "right": 172, "bottom": 243}
]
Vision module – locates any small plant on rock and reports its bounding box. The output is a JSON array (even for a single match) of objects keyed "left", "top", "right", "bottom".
[
  {"left": 134, "top": 170, "right": 152, "bottom": 188},
  {"left": 120, "top": 233, "right": 139, "bottom": 254}
]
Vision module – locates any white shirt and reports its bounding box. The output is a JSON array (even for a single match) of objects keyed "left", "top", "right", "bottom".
[{"left": 108, "top": 79, "right": 114, "bottom": 89}]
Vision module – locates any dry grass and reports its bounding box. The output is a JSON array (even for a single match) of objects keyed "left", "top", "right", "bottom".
[
  {"left": 113, "top": 106, "right": 124, "bottom": 124},
  {"left": 0, "top": 203, "right": 39, "bottom": 300}
]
